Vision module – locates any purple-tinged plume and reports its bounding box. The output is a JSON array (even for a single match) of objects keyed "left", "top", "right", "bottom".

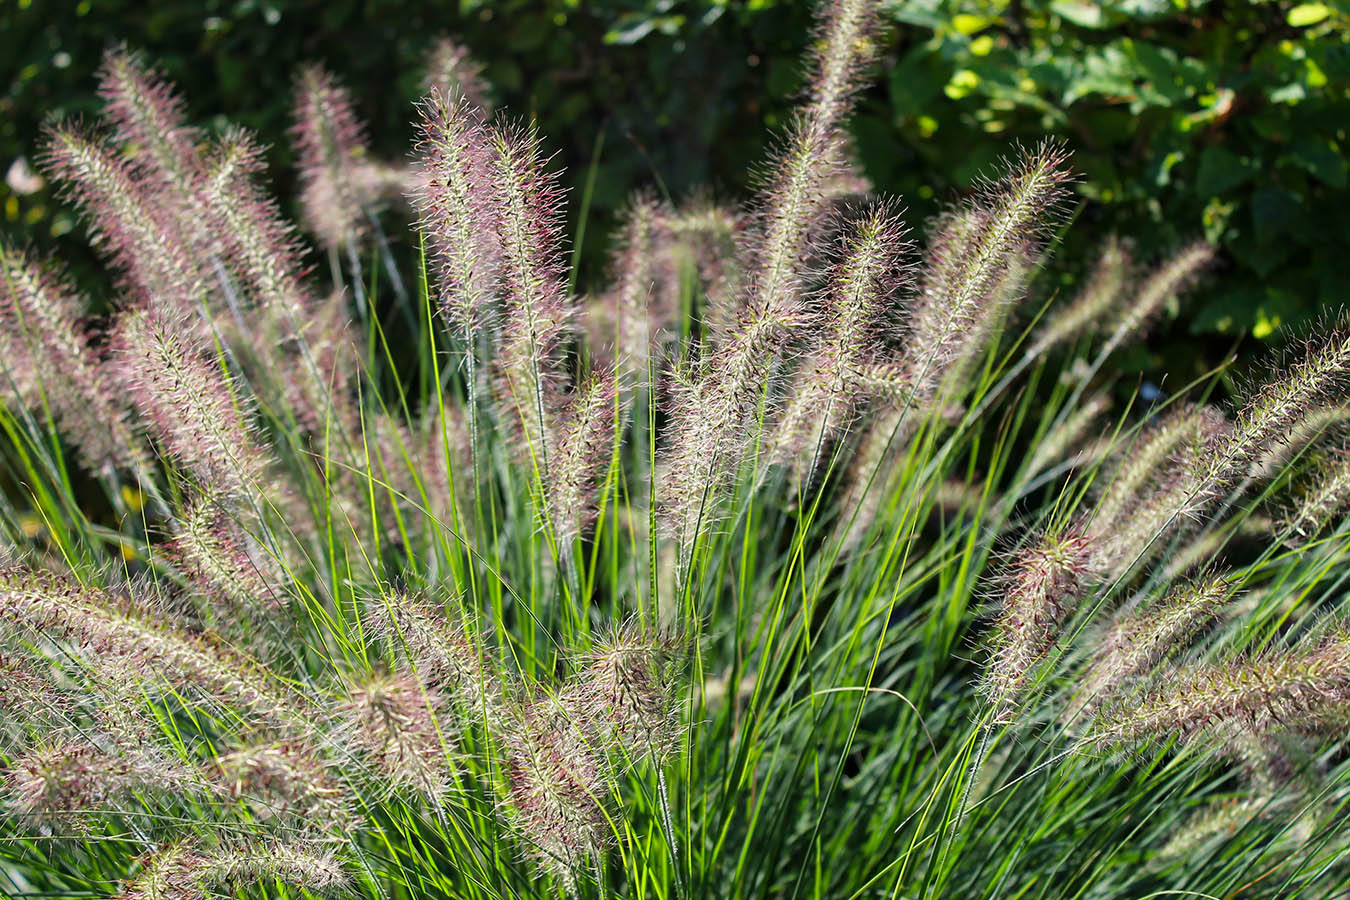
[
  {"left": 1098, "top": 240, "right": 1215, "bottom": 358},
  {"left": 771, "top": 204, "right": 912, "bottom": 484},
  {"left": 597, "top": 193, "right": 677, "bottom": 387},
  {"left": 1030, "top": 235, "right": 1134, "bottom": 355},
  {"left": 215, "top": 741, "right": 357, "bottom": 833},
  {"left": 486, "top": 122, "right": 573, "bottom": 480},
  {"left": 546, "top": 370, "right": 619, "bottom": 543},
  {"left": 560, "top": 622, "right": 686, "bottom": 763},
  {"left": 411, "top": 90, "right": 500, "bottom": 333},
  {"left": 292, "top": 65, "right": 390, "bottom": 251},
  {"left": 363, "top": 589, "right": 505, "bottom": 726},
  {"left": 1093, "top": 634, "right": 1350, "bottom": 745},
  {"left": 657, "top": 0, "right": 881, "bottom": 550},
  {"left": 338, "top": 670, "right": 453, "bottom": 798},
  {"left": 119, "top": 840, "right": 349, "bottom": 900},
  {"left": 425, "top": 38, "right": 493, "bottom": 113},
  {"left": 1089, "top": 404, "right": 1229, "bottom": 542},
  {"left": 199, "top": 127, "right": 312, "bottom": 325},
  {"left": 503, "top": 700, "right": 615, "bottom": 887},
  {"left": 0, "top": 566, "right": 299, "bottom": 726},
  {"left": 110, "top": 306, "right": 265, "bottom": 499},
  {"left": 1081, "top": 571, "right": 1235, "bottom": 704},
  {"left": 981, "top": 527, "right": 1096, "bottom": 717},
  {"left": 1202, "top": 326, "right": 1350, "bottom": 493},
  {"left": 169, "top": 495, "right": 281, "bottom": 625},
  {"left": 96, "top": 49, "right": 204, "bottom": 216},
  {"left": 1285, "top": 445, "right": 1350, "bottom": 542},
  {"left": 4, "top": 737, "right": 208, "bottom": 826},
  {"left": 0, "top": 242, "right": 150, "bottom": 476},
  {"left": 41, "top": 121, "right": 210, "bottom": 320},
  {"left": 900, "top": 145, "right": 1073, "bottom": 404}
]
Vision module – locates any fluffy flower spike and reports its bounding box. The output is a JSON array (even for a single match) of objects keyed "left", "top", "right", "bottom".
[
  {"left": 0, "top": 242, "right": 149, "bottom": 475},
  {"left": 901, "top": 143, "right": 1073, "bottom": 404},
  {"left": 425, "top": 38, "right": 492, "bottom": 113},
  {"left": 41, "top": 121, "right": 209, "bottom": 318},
  {"left": 546, "top": 370, "right": 619, "bottom": 543},
  {"left": 292, "top": 65, "right": 384, "bottom": 250},
  {"left": 771, "top": 202, "right": 913, "bottom": 484},
  {"left": 411, "top": 89, "right": 500, "bottom": 333},
  {"left": 981, "top": 527, "right": 1096, "bottom": 717},
  {"left": 487, "top": 121, "right": 574, "bottom": 478},
  {"left": 96, "top": 48, "right": 203, "bottom": 210},
  {"left": 110, "top": 306, "right": 265, "bottom": 500}
]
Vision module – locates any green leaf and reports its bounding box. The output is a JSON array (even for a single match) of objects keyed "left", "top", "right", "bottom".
[
  {"left": 1289, "top": 137, "right": 1348, "bottom": 187},
  {"left": 1052, "top": 1, "right": 1108, "bottom": 28},
  {"left": 1288, "top": 3, "right": 1331, "bottom": 27},
  {"left": 1195, "top": 145, "right": 1257, "bottom": 196}
]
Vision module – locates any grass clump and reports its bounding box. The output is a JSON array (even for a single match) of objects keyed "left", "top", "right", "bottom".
[{"left": 2, "top": 3, "right": 1350, "bottom": 899}]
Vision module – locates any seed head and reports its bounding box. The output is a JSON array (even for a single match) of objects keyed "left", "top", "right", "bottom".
[
  {"left": 982, "top": 527, "right": 1096, "bottom": 717},
  {"left": 424, "top": 38, "right": 492, "bottom": 113},
  {"left": 410, "top": 90, "right": 500, "bottom": 333},
  {"left": 338, "top": 670, "right": 453, "bottom": 798},
  {"left": 109, "top": 306, "right": 265, "bottom": 499},
  {"left": 561, "top": 622, "right": 687, "bottom": 763}
]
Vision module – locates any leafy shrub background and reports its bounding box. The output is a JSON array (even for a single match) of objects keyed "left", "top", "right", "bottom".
[{"left": 2, "top": 0, "right": 1347, "bottom": 371}]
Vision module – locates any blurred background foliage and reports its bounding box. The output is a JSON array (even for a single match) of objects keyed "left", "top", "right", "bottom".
[{"left": 1, "top": 0, "right": 1347, "bottom": 374}]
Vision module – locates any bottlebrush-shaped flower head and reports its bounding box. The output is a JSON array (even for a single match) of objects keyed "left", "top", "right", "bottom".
[
  {"left": 411, "top": 89, "right": 500, "bottom": 332},
  {"left": 196, "top": 841, "right": 350, "bottom": 896},
  {"left": 337, "top": 669, "right": 453, "bottom": 798},
  {"left": 199, "top": 127, "right": 311, "bottom": 323},
  {"left": 1082, "top": 570, "right": 1236, "bottom": 703},
  {"left": 1202, "top": 323, "right": 1350, "bottom": 493},
  {"left": 118, "top": 842, "right": 207, "bottom": 900},
  {"left": 656, "top": 1, "right": 884, "bottom": 552},
  {"left": 902, "top": 143, "right": 1073, "bottom": 403},
  {"left": 1100, "top": 240, "right": 1215, "bottom": 357},
  {"left": 97, "top": 48, "right": 203, "bottom": 203},
  {"left": 1284, "top": 445, "right": 1350, "bottom": 542},
  {"left": 1031, "top": 234, "right": 1134, "bottom": 354},
  {"left": 1251, "top": 403, "right": 1350, "bottom": 479},
  {"left": 1091, "top": 427, "right": 1226, "bottom": 579},
  {"left": 363, "top": 589, "right": 506, "bottom": 722},
  {"left": 0, "top": 242, "right": 149, "bottom": 475},
  {"left": 803, "top": 0, "right": 883, "bottom": 133},
  {"left": 0, "top": 651, "right": 67, "bottom": 728},
  {"left": 41, "top": 121, "right": 210, "bottom": 318},
  {"left": 215, "top": 741, "right": 356, "bottom": 833},
  {"left": 737, "top": 0, "right": 881, "bottom": 329},
  {"left": 0, "top": 566, "right": 298, "bottom": 726},
  {"left": 168, "top": 494, "right": 281, "bottom": 624},
  {"left": 981, "top": 526, "right": 1096, "bottom": 717},
  {"left": 667, "top": 194, "right": 742, "bottom": 339},
  {"left": 502, "top": 699, "right": 616, "bottom": 887},
  {"left": 545, "top": 370, "right": 619, "bottom": 543},
  {"left": 561, "top": 621, "right": 687, "bottom": 763},
  {"left": 424, "top": 38, "right": 492, "bottom": 113},
  {"left": 109, "top": 306, "right": 265, "bottom": 499},
  {"left": 597, "top": 192, "right": 677, "bottom": 384},
  {"left": 1092, "top": 635, "right": 1350, "bottom": 746},
  {"left": 4, "top": 737, "right": 209, "bottom": 826},
  {"left": 771, "top": 202, "right": 912, "bottom": 477},
  {"left": 120, "top": 840, "right": 349, "bottom": 900},
  {"left": 487, "top": 121, "right": 574, "bottom": 474},
  {"left": 1089, "top": 403, "right": 1230, "bottom": 540},
  {"left": 291, "top": 64, "right": 378, "bottom": 250}
]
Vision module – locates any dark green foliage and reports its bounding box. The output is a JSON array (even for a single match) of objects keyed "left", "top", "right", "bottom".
[
  {"left": 868, "top": 0, "right": 1350, "bottom": 365},
  {"left": 3, "top": 0, "right": 1347, "bottom": 365}
]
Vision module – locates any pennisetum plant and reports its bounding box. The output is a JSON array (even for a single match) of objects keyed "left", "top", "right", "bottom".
[{"left": 2, "top": 3, "right": 1349, "bottom": 899}]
